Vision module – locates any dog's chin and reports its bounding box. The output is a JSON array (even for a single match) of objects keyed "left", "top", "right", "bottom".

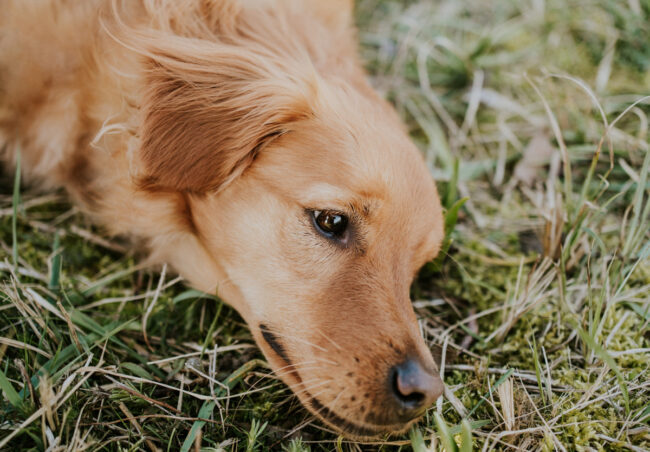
[
  {"left": 302, "top": 395, "right": 422, "bottom": 441},
  {"left": 274, "top": 364, "right": 425, "bottom": 440}
]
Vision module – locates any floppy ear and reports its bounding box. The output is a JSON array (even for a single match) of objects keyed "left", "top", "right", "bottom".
[{"left": 135, "top": 39, "right": 314, "bottom": 193}]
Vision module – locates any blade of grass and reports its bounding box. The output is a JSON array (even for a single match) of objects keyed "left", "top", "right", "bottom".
[
  {"left": 459, "top": 419, "right": 473, "bottom": 452},
  {"left": 465, "top": 368, "right": 514, "bottom": 419},
  {"left": 180, "top": 400, "right": 215, "bottom": 452},
  {"left": 48, "top": 232, "right": 62, "bottom": 292},
  {"left": 530, "top": 335, "right": 547, "bottom": 405},
  {"left": 434, "top": 412, "right": 458, "bottom": 452},
  {"left": 445, "top": 158, "right": 460, "bottom": 209},
  {"left": 409, "top": 426, "right": 428, "bottom": 452},
  {"left": 67, "top": 308, "right": 166, "bottom": 378},
  {"left": 625, "top": 302, "right": 650, "bottom": 321},
  {"left": 430, "top": 197, "right": 469, "bottom": 272},
  {"left": 180, "top": 360, "right": 266, "bottom": 452},
  {"left": 525, "top": 74, "right": 573, "bottom": 214},
  {"left": 82, "top": 264, "right": 148, "bottom": 297},
  {"left": 0, "top": 367, "right": 22, "bottom": 408},
  {"left": 573, "top": 321, "right": 630, "bottom": 413},
  {"left": 120, "top": 362, "right": 155, "bottom": 380},
  {"left": 459, "top": 323, "right": 485, "bottom": 344},
  {"left": 618, "top": 100, "right": 650, "bottom": 256},
  {"left": 12, "top": 148, "right": 21, "bottom": 268},
  {"left": 200, "top": 300, "right": 223, "bottom": 359},
  {"left": 246, "top": 419, "right": 268, "bottom": 452},
  {"left": 444, "top": 197, "right": 469, "bottom": 237},
  {"left": 172, "top": 289, "right": 218, "bottom": 305},
  {"left": 448, "top": 419, "right": 490, "bottom": 435}
]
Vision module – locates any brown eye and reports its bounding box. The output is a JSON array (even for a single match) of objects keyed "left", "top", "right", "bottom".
[{"left": 312, "top": 210, "right": 349, "bottom": 239}]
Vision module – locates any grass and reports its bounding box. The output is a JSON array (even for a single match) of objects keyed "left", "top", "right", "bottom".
[{"left": 1, "top": 0, "right": 649, "bottom": 450}]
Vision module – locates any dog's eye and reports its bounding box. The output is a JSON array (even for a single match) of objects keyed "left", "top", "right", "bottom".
[{"left": 312, "top": 210, "right": 349, "bottom": 240}]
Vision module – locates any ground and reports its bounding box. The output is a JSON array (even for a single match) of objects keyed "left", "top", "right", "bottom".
[{"left": 1, "top": 0, "right": 649, "bottom": 450}]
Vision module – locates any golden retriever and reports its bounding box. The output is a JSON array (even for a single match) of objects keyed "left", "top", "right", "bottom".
[{"left": 0, "top": 0, "right": 445, "bottom": 438}]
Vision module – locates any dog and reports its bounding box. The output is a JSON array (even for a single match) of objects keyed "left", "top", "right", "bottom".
[{"left": 0, "top": 0, "right": 445, "bottom": 438}]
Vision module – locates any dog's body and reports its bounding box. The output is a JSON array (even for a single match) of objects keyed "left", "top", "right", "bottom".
[{"left": 1, "top": 0, "right": 445, "bottom": 437}]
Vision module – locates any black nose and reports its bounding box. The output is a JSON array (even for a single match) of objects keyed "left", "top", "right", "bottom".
[{"left": 391, "top": 359, "right": 443, "bottom": 412}]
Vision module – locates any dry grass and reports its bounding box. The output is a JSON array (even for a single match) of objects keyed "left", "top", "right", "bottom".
[{"left": 1, "top": 0, "right": 649, "bottom": 450}]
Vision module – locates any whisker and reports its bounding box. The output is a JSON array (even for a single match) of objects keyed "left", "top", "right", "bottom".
[
  {"left": 292, "top": 375, "right": 334, "bottom": 389},
  {"left": 271, "top": 360, "right": 323, "bottom": 374},
  {"left": 304, "top": 387, "right": 332, "bottom": 408},
  {"left": 326, "top": 387, "right": 347, "bottom": 413},
  {"left": 290, "top": 379, "right": 334, "bottom": 398},
  {"left": 310, "top": 388, "right": 343, "bottom": 420},
  {"left": 272, "top": 364, "right": 325, "bottom": 379},
  {"left": 260, "top": 328, "right": 329, "bottom": 354},
  {"left": 273, "top": 376, "right": 333, "bottom": 406},
  {"left": 316, "top": 329, "right": 343, "bottom": 351}
]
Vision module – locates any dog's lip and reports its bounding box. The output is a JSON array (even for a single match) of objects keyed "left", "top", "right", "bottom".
[
  {"left": 305, "top": 392, "right": 421, "bottom": 438},
  {"left": 277, "top": 356, "right": 423, "bottom": 437}
]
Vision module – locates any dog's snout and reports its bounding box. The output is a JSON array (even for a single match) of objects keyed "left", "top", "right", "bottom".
[{"left": 390, "top": 359, "right": 443, "bottom": 413}]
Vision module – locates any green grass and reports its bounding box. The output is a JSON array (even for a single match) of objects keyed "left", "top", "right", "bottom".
[{"left": 1, "top": 0, "right": 649, "bottom": 450}]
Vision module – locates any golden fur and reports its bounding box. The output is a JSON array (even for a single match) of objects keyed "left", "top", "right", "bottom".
[{"left": 1, "top": 0, "right": 445, "bottom": 437}]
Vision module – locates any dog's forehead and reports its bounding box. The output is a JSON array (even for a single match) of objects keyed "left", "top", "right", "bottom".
[
  {"left": 254, "top": 80, "right": 442, "bottom": 241},
  {"left": 268, "top": 114, "right": 430, "bottom": 188},
  {"left": 261, "top": 125, "right": 434, "bottom": 212},
  {"left": 316, "top": 92, "right": 445, "bottom": 254}
]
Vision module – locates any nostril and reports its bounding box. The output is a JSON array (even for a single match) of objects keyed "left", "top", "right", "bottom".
[
  {"left": 392, "top": 370, "right": 425, "bottom": 405},
  {"left": 390, "top": 359, "right": 443, "bottom": 411}
]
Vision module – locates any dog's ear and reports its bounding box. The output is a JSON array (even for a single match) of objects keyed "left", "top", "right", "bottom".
[{"left": 135, "top": 40, "right": 314, "bottom": 193}]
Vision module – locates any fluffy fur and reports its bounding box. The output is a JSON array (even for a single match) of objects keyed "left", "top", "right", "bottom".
[{"left": 1, "top": 0, "right": 445, "bottom": 437}]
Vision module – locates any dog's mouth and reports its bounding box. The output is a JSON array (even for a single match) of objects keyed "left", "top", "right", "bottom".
[
  {"left": 304, "top": 393, "right": 418, "bottom": 439},
  {"left": 258, "top": 323, "right": 422, "bottom": 438}
]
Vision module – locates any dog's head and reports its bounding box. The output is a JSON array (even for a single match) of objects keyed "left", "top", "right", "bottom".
[{"left": 128, "top": 1, "right": 445, "bottom": 438}]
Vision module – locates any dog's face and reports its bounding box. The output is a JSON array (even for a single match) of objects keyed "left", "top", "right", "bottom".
[
  {"left": 186, "top": 85, "right": 444, "bottom": 437},
  {"left": 132, "top": 13, "right": 444, "bottom": 436}
]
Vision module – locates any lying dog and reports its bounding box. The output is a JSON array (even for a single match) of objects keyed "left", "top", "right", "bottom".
[{"left": 1, "top": 0, "right": 445, "bottom": 438}]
